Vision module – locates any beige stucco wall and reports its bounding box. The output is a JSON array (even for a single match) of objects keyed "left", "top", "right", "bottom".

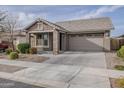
[
  {"left": 103, "top": 31, "right": 111, "bottom": 51},
  {"left": 103, "top": 37, "right": 110, "bottom": 51}
]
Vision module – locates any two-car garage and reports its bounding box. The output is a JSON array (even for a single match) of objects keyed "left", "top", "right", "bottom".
[
  {"left": 68, "top": 33, "right": 104, "bottom": 51},
  {"left": 56, "top": 17, "right": 113, "bottom": 53}
]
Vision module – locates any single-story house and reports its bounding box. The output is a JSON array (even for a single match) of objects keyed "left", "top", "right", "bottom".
[
  {"left": 24, "top": 17, "right": 114, "bottom": 54},
  {"left": 118, "top": 34, "right": 124, "bottom": 38},
  {"left": 111, "top": 34, "right": 124, "bottom": 50},
  {"left": 0, "top": 30, "right": 26, "bottom": 47}
]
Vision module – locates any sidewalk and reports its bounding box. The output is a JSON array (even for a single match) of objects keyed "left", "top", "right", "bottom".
[{"left": 0, "top": 59, "right": 123, "bottom": 88}]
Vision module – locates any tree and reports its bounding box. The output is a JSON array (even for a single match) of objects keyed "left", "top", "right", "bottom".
[
  {"left": 0, "top": 11, "right": 6, "bottom": 31},
  {"left": 0, "top": 11, "right": 7, "bottom": 41},
  {"left": 3, "top": 13, "right": 20, "bottom": 50},
  {"left": 0, "top": 11, "right": 6, "bottom": 22}
]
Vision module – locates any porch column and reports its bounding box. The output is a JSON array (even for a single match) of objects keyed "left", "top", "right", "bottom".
[
  {"left": 53, "top": 30, "right": 60, "bottom": 55},
  {"left": 26, "top": 32, "right": 30, "bottom": 43}
]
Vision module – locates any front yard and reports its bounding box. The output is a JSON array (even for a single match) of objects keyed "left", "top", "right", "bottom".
[
  {"left": 105, "top": 52, "right": 124, "bottom": 88},
  {"left": 105, "top": 52, "right": 124, "bottom": 70},
  {"left": 0, "top": 53, "right": 49, "bottom": 63}
]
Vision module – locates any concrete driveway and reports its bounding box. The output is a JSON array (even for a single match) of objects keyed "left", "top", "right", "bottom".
[
  {"left": 0, "top": 52, "right": 110, "bottom": 88},
  {"left": 43, "top": 52, "right": 107, "bottom": 68},
  {"left": 41, "top": 52, "right": 110, "bottom": 88}
]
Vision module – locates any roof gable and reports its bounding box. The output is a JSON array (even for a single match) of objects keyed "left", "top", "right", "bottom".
[{"left": 24, "top": 18, "right": 66, "bottom": 31}]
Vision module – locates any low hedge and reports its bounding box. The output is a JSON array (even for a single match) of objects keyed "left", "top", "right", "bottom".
[{"left": 9, "top": 52, "right": 19, "bottom": 60}]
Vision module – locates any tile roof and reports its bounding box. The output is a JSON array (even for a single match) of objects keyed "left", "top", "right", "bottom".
[{"left": 56, "top": 17, "right": 114, "bottom": 32}]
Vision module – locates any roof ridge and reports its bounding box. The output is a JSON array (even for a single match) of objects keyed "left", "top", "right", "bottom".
[{"left": 56, "top": 17, "right": 110, "bottom": 23}]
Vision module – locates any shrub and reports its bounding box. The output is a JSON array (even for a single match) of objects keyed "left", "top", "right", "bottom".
[
  {"left": 114, "top": 65, "right": 124, "bottom": 70},
  {"left": 17, "top": 43, "right": 30, "bottom": 54},
  {"left": 29, "top": 47, "right": 37, "bottom": 54},
  {"left": 117, "top": 46, "right": 124, "bottom": 58},
  {"left": 14, "top": 50, "right": 20, "bottom": 54},
  {"left": 9, "top": 52, "right": 19, "bottom": 60},
  {"left": 116, "top": 78, "right": 124, "bottom": 88},
  {"left": 5, "top": 48, "right": 13, "bottom": 55}
]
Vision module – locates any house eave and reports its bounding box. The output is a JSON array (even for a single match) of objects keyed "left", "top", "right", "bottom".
[
  {"left": 66, "top": 29, "right": 112, "bottom": 34},
  {"left": 28, "top": 30, "right": 54, "bottom": 33}
]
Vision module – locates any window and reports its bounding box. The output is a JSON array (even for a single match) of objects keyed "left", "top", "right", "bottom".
[
  {"left": 43, "top": 33, "right": 48, "bottom": 46},
  {"left": 36, "top": 33, "right": 49, "bottom": 47}
]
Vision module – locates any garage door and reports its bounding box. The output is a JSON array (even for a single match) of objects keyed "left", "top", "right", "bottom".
[{"left": 69, "top": 35, "right": 104, "bottom": 51}]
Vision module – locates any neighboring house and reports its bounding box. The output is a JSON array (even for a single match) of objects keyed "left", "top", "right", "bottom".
[
  {"left": 118, "top": 34, "right": 124, "bottom": 38},
  {"left": 0, "top": 30, "right": 26, "bottom": 47},
  {"left": 24, "top": 17, "right": 114, "bottom": 54},
  {"left": 111, "top": 34, "right": 124, "bottom": 50}
]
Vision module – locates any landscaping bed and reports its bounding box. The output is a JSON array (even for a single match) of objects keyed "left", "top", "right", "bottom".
[
  {"left": 110, "top": 78, "right": 124, "bottom": 88},
  {"left": 0, "top": 53, "right": 49, "bottom": 63},
  {"left": 105, "top": 52, "right": 124, "bottom": 88},
  {"left": 105, "top": 52, "right": 124, "bottom": 70},
  {"left": 17, "top": 54, "right": 49, "bottom": 63}
]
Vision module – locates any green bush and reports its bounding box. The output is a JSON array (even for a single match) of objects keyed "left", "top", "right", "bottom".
[
  {"left": 114, "top": 65, "right": 124, "bottom": 70},
  {"left": 9, "top": 52, "right": 19, "bottom": 60},
  {"left": 117, "top": 50, "right": 121, "bottom": 57},
  {"left": 17, "top": 43, "right": 30, "bottom": 54},
  {"left": 116, "top": 78, "right": 124, "bottom": 88},
  {"left": 117, "top": 46, "right": 124, "bottom": 58},
  {"left": 29, "top": 47, "right": 37, "bottom": 54},
  {"left": 5, "top": 48, "right": 13, "bottom": 55}
]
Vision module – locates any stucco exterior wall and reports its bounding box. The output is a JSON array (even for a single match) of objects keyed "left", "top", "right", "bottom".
[{"left": 103, "top": 31, "right": 111, "bottom": 51}]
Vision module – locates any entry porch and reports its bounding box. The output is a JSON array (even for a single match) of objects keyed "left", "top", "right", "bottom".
[{"left": 27, "top": 30, "right": 67, "bottom": 54}]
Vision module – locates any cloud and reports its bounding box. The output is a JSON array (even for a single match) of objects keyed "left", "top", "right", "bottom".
[
  {"left": 81, "top": 5, "right": 124, "bottom": 19},
  {"left": 17, "top": 12, "right": 48, "bottom": 26}
]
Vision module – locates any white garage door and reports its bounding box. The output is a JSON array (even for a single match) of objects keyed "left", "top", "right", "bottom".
[{"left": 69, "top": 35, "right": 104, "bottom": 51}]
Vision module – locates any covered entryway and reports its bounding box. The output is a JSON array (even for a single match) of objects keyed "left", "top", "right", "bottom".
[{"left": 68, "top": 34, "right": 104, "bottom": 51}]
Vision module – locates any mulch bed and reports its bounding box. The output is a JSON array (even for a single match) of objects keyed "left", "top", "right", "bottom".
[
  {"left": 17, "top": 54, "right": 49, "bottom": 63},
  {"left": 105, "top": 52, "right": 124, "bottom": 88},
  {"left": 0, "top": 53, "right": 49, "bottom": 63}
]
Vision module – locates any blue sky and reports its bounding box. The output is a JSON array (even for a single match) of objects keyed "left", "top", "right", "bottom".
[{"left": 0, "top": 5, "right": 124, "bottom": 37}]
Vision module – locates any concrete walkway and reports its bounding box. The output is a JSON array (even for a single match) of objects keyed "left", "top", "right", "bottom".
[{"left": 0, "top": 52, "right": 123, "bottom": 88}]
